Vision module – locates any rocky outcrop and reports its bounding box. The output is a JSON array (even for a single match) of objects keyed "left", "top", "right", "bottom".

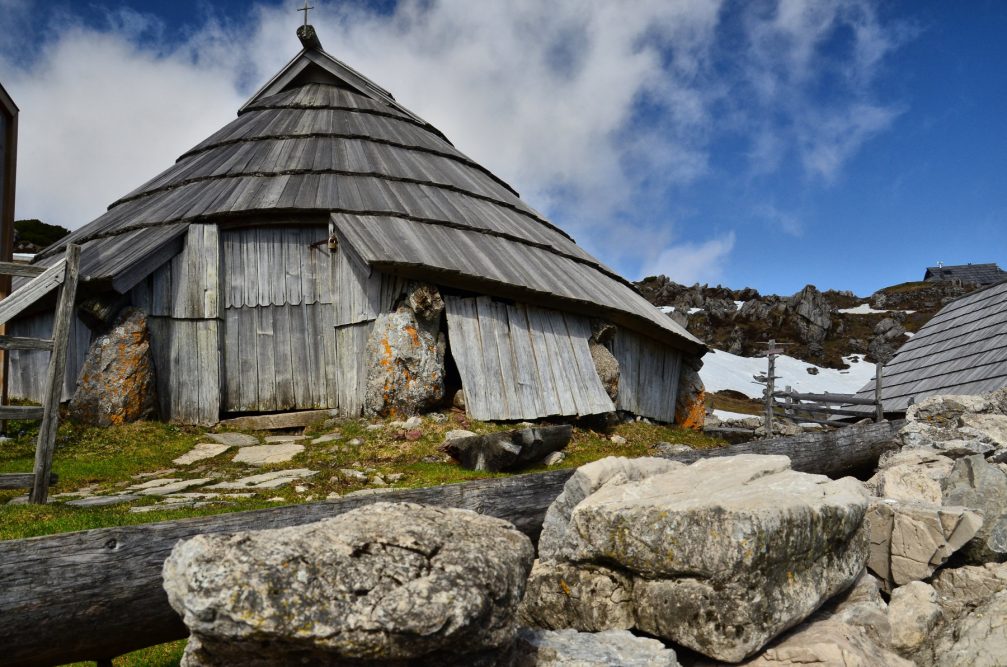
[
  {"left": 162, "top": 502, "right": 533, "bottom": 666},
  {"left": 941, "top": 454, "right": 1007, "bottom": 562},
  {"left": 589, "top": 321, "right": 619, "bottom": 401},
  {"left": 523, "top": 454, "right": 868, "bottom": 663},
  {"left": 364, "top": 283, "right": 446, "bottom": 417},
  {"left": 514, "top": 628, "right": 679, "bottom": 667},
  {"left": 69, "top": 308, "right": 157, "bottom": 426}
]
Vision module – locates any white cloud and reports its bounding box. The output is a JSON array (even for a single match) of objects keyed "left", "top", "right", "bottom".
[
  {"left": 640, "top": 232, "right": 736, "bottom": 285},
  {"left": 0, "top": 0, "right": 909, "bottom": 285}
]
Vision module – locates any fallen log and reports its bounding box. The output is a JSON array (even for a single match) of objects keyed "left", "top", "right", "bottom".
[
  {"left": 661, "top": 419, "right": 903, "bottom": 478},
  {"left": 0, "top": 419, "right": 902, "bottom": 666}
]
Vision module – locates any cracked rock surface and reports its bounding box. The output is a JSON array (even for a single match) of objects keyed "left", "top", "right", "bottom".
[
  {"left": 523, "top": 455, "right": 868, "bottom": 663},
  {"left": 162, "top": 502, "right": 533, "bottom": 666}
]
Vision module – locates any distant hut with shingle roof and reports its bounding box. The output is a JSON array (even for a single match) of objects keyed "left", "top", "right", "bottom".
[
  {"left": 923, "top": 262, "right": 1006, "bottom": 286},
  {"left": 9, "top": 25, "right": 706, "bottom": 426}
]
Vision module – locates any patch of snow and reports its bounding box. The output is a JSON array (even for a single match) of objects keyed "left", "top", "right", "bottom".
[
  {"left": 659, "top": 306, "right": 674, "bottom": 314},
  {"left": 699, "top": 349, "right": 877, "bottom": 400},
  {"left": 712, "top": 409, "right": 757, "bottom": 421},
  {"left": 838, "top": 304, "right": 916, "bottom": 315},
  {"left": 734, "top": 301, "right": 745, "bottom": 310},
  {"left": 688, "top": 307, "right": 703, "bottom": 315},
  {"left": 905, "top": 331, "right": 915, "bottom": 338}
]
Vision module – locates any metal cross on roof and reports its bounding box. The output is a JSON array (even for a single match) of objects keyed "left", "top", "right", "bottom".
[{"left": 298, "top": 0, "right": 314, "bottom": 28}]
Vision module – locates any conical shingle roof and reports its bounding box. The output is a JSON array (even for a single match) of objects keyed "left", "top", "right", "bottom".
[{"left": 36, "top": 33, "right": 702, "bottom": 353}]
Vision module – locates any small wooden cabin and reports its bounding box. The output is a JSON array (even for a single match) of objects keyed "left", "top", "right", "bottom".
[{"left": 9, "top": 26, "right": 705, "bottom": 426}]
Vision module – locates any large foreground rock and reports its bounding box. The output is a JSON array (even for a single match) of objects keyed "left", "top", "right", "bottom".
[
  {"left": 941, "top": 454, "right": 1007, "bottom": 562},
  {"left": 69, "top": 308, "right": 157, "bottom": 426},
  {"left": 526, "top": 455, "right": 869, "bottom": 662},
  {"left": 935, "top": 590, "right": 1007, "bottom": 667},
  {"left": 163, "top": 502, "right": 533, "bottom": 666},
  {"left": 441, "top": 425, "right": 572, "bottom": 472}
]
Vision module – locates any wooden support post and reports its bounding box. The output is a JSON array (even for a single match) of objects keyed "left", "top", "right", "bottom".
[
  {"left": 784, "top": 385, "right": 793, "bottom": 421},
  {"left": 29, "top": 244, "right": 79, "bottom": 504},
  {"left": 764, "top": 339, "right": 776, "bottom": 435},
  {"left": 875, "top": 362, "right": 884, "bottom": 423}
]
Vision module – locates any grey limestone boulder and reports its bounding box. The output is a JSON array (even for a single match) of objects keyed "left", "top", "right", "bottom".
[
  {"left": 935, "top": 590, "right": 1007, "bottom": 667},
  {"left": 162, "top": 502, "right": 534, "bottom": 666},
  {"left": 941, "top": 454, "right": 1007, "bottom": 562},
  {"left": 887, "top": 581, "right": 943, "bottom": 656},
  {"left": 527, "top": 454, "right": 869, "bottom": 663},
  {"left": 518, "top": 561, "right": 634, "bottom": 632},
  {"left": 514, "top": 628, "right": 679, "bottom": 667}
]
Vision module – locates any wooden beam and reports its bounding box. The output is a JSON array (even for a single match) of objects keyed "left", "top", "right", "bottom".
[
  {"left": 0, "top": 259, "right": 65, "bottom": 326},
  {"left": 217, "top": 409, "right": 335, "bottom": 431},
  {"left": 0, "top": 421, "right": 903, "bottom": 666},
  {"left": 0, "top": 334, "right": 52, "bottom": 351},
  {"left": 0, "top": 261, "right": 44, "bottom": 278},
  {"left": 0, "top": 472, "right": 57, "bottom": 489},
  {"left": 0, "top": 405, "right": 43, "bottom": 419},
  {"left": 771, "top": 390, "right": 876, "bottom": 406},
  {"left": 30, "top": 245, "right": 79, "bottom": 504}
]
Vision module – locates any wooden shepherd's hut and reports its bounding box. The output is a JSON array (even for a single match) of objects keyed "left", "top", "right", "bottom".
[{"left": 8, "top": 25, "right": 706, "bottom": 426}]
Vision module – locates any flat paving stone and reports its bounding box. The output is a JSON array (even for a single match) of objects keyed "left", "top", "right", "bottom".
[
  {"left": 132, "top": 468, "right": 177, "bottom": 480},
  {"left": 311, "top": 433, "right": 343, "bottom": 444},
  {"left": 66, "top": 494, "right": 141, "bottom": 507},
  {"left": 127, "top": 478, "right": 215, "bottom": 496},
  {"left": 173, "top": 443, "right": 231, "bottom": 466},
  {"left": 233, "top": 443, "right": 304, "bottom": 466},
  {"left": 264, "top": 435, "right": 307, "bottom": 443},
  {"left": 206, "top": 469, "right": 318, "bottom": 490},
  {"left": 206, "top": 432, "right": 260, "bottom": 447}
]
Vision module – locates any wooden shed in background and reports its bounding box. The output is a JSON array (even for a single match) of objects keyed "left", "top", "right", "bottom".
[{"left": 9, "top": 26, "right": 705, "bottom": 426}]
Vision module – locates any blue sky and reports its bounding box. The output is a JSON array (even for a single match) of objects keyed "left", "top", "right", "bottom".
[{"left": 1, "top": 1, "right": 1005, "bottom": 297}]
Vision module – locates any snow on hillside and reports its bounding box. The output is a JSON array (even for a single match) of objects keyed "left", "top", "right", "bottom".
[
  {"left": 837, "top": 304, "right": 915, "bottom": 315},
  {"left": 700, "top": 349, "right": 876, "bottom": 399}
]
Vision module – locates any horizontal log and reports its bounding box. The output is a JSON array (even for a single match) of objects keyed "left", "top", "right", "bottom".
[
  {"left": 772, "top": 390, "right": 876, "bottom": 406},
  {"left": 0, "top": 334, "right": 53, "bottom": 351},
  {"left": 0, "top": 472, "right": 58, "bottom": 490},
  {"left": 216, "top": 409, "right": 335, "bottom": 431},
  {"left": 0, "top": 261, "right": 45, "bottom": 278},
  {"left": 775, "top": 403, "right": 874, "bottom": 418},
  {"left": 0, "top": 405, "right": 44, "bottom": 420},
  {"left": 0, "top": 422, "right": 903, "bottom": 666}
]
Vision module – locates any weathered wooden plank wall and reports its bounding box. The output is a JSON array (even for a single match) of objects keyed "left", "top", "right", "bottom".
[
  {"left": 445, "top": 295, "right": 614, "bottom": 421},
  {"left": 7, "top": 310, "right": 92, "bottom": 402},
  {"left": 128, "top": 224, "right": 222, "bottom": 425},
  {"left": 610, "top": 328, "right": 682, "bottom": 423},
  {"left": 218, "top": 226, "right": 406, "bottom": 417}
]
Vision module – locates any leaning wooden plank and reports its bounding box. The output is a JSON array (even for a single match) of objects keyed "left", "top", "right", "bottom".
[
  {"left": 0, "top": 261, "right": 45, "bottom": 278},
  {"left": 30, "top": 246, "right": 80, "bottom": 504},
  {"left": 0, "top": 472, "right": 58, "bottom": 489},
  {"left": 0, "top": 260, "right": 65, "bottom": 326},
  {"left": 0, "top": 421, "right": 905, "bottom": 667},
  {"left": 216, "top": 408, "right": 336, "bottom": 430},
  {"left": 0, "top": 469, "right": 574, "bottom": 667}
]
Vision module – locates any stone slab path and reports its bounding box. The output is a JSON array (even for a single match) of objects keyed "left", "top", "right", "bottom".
[
  {"left": 233, "top": 444, "right": 304, "bottom": 466},
  {"left": 173, "top": 443, "right": 231, "bottom": 466}
]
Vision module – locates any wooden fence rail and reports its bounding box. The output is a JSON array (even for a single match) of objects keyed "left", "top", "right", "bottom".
[
  {"left": 763, "top": 360, "right": 885, "bottom": 429},
  {"left": 0, "top": 245, "right": 80, "bottom": 502}
]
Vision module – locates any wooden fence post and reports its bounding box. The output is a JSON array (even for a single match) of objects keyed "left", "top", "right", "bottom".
[{"left": 29, "top": 244, "right": 79, "bottom": 504}]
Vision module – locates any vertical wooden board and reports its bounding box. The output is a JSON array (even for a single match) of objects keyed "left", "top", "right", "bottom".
[
  {"left": 222, "top": 308, "right": 241, "bottom": 411},
  {"left": 151, "top": 254, "right": 174, "bottom": 317},
  {"left": 301, "top": 238, "right": 318, "bottom": 306},
  {"left": 284, "top": 233, "right": 302, "bottom": 306},
  {"left": 222, "top": 230, "right": 241, "bottom": 309},
  {"left": 333, "top": 321, "right": 369, "bottom": 417},
  {"left": 315, "top": 242, "right": 336, "bottom": 306},
  {"left": 272, "top": 304, "right": 295, "bottom": 409},
  {"left": 506, "top": 304, "right": 547, "bottom": 417},
  {"left": 523, "top": 306, "right": 562, "bottom": 418},
  {"left": 255, "top": 307, "right": 277, "bottom": 412},
  {"left": 270, "top": 228, "right": 286, "bottom": 306},
  {"left": 62, "top": 313, "right": 93, "bottom": 401},
  {"left": 255, "top": 228, "right": 271, "bottom": 307},
  {"left": 241, "top": 230, "right": 258, "bottom": 308},
  {"left": 300, "top": 302, "right": 325, "bottom": 407},
  {"left": 288, "top": 303, "right": 312, "bottom": 408},
  {"left": 317, "top": 300, "right": 340, "bottom": 409},
  {"left": 237, "top": 307, "right": 259, "bottom": 412},
  {"left": 444, "top": 296, "right": 489, "bottom": 420},
  {"left": 478, "top": 298, "right": 519, "bottom": 419},
  {"left": 145, "top": 317, "right": 172, "bottom": 419},
  {"left": 562, "top": 313, "right": 614, "bottom": 415},
  {"left": 195, "top": 320, "right": 221, "bottom": 425},
  {"left": 541, "top": 309, "right": 586, "bottom": 415},
  {"left": 526, "top": 306, "right": 575, "bottom": 416},
  {"left": 128, "top": 276, "right": 153, "bottom": 314},
  {"left": 201, "top": 224, "right": 221, "bottom": 319},
  {"left": 379, "top": 273, "right": 406, "bottom": 312}
]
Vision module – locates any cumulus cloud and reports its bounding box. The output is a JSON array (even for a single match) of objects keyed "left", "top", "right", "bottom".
[
  {"left": 0, "top": 0, "right": 909, "bottom": 284},
  {"left": 639, "top": 232, "right": 737, "bottom": 285}
]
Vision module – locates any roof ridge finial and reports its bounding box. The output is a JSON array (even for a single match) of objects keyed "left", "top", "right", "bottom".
[{"left": 296, "top": 0, "right": 322, "bottom": 51}]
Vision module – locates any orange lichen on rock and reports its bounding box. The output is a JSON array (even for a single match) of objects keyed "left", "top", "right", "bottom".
[{"left": 676, "top": 388, "right": 706, "bottom": 430}]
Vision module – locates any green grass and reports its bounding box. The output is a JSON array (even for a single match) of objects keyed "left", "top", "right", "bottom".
[
  {"left": 63, "top": 640, "right": 186, "bottom": 667},
  {"left": 1, "top": 411, "right": 726, "bottom": 541}
]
